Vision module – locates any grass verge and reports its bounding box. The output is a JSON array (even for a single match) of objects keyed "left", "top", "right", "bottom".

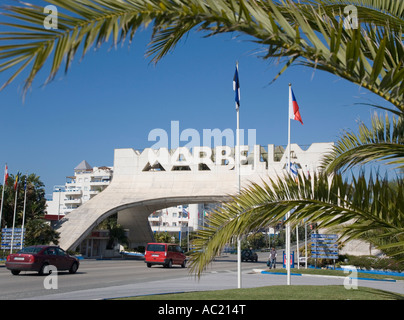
[{"left": 122, "top": 285, "right": 404, "bottom": 300}]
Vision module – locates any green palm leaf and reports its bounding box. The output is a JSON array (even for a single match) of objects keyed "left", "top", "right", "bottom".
[
  {"left": 189, "top": 172, "right": 404, "bottom": 277},
  {"left": 322, "top": 113, "right": 404, "bottom": 172},
  {"left": 0, "top": 0, "right": 403, "bottom": 111}
]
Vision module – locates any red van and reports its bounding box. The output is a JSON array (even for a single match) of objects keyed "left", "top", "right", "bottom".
[{"left": 145, "top": 243, "right": 186, "bottom": 268}]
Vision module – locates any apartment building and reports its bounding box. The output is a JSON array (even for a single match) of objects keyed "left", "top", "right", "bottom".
[{"left": 45, "top": 160, "right": 113, "bottom": 222}]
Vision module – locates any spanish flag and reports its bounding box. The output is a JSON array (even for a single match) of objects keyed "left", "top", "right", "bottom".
[{"left": 14, "top": 173, "right": 19, "bottom": 191}]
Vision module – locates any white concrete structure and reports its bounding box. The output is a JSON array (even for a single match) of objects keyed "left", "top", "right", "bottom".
[
  {"left": 46, "top": 162, "right": 214, "bottom": 235},
  {"left": 56, "top": 143, "right": 333, "bottom": 251}
]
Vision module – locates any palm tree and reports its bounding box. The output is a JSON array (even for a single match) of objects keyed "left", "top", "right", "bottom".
[
  {"left": 0, "top": 173, "right": 47, "bottom": 228},
  {"left": 0, "top": 0, "right": 403, "bottom": 274},
  {"left": 0, "top": 0, "right": 402, "bottom": 111},
  {"left": 189, "top": 137, "right": 404, "bottom": 276},
  {"left": 25, "top": 218, "right": 60, "bottom": 245}
]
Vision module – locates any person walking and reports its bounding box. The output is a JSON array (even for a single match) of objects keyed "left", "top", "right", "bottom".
[{"left": 268, "top": 247, "right": 277, "bottom": 269}]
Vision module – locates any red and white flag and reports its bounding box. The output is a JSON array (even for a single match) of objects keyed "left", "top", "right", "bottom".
[
  {"left": 3, "top": 165, "right": 8, "bottom": 185},
  {"left": 289, "top": 85, "right": 303, "bottom": 125}
]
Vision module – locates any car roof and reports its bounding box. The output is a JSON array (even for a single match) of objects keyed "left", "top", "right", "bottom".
[
  {"left": 26, "top": 245, "right": 52, "bottom": 248},
  {"left": 147, "top": 243, "right": 177, "bottom": 245},
  {"left": 24, "top": 245, "right": 59, "bottom": 250}
]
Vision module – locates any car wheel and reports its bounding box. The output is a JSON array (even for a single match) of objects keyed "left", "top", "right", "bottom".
[
  {"left": 69, "top": 262, "right": 78, "bottom": 274},
  {"left": 38, "top": 263, "right": 50, "bottom": 276},
  {"left": 147, "top": 263, "right": 152, "bottom": 268},
  {"left": 11, "top": 270, "right": 20, "bottom": 275},
  {"left": 167, "top": 260, "right": 172, "bottom": 268},
  {"left": 181, "top": 260, "right": 186, "bottom": 268}
]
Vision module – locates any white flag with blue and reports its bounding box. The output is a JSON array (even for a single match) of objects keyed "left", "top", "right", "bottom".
[{"left": 289, "top": 162, "right": 298, "bottom": 177}]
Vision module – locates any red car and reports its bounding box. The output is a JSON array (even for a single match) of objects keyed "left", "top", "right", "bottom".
[
  {"left": 6, "top": 245, "right": 79, "bottom": 275},
  {"left": 145, "top": 243, "right": 186, "bottom": 268}
]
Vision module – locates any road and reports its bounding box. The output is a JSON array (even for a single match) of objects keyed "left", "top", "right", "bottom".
[
  {"left": 1, "top": 252, "right": 403, "bottom": 300},
  {"left": 0, "top": 253, "right": 268, "bottom": 300}
]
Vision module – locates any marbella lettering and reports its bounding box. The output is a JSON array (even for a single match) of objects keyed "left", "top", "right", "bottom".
[
  {"left": 147, "top": 120, "right": 257, "bottom": 169},
  {"left": 157, "top": 304, "right": 246, "bottom": 317}
]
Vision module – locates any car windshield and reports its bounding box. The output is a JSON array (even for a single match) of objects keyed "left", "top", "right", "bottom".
[
  {"left": 147, "top": 244, "right": 165, "bottom": 252},
  {"left": 17, "top": 247, "right": 43, "bottom": 254}
]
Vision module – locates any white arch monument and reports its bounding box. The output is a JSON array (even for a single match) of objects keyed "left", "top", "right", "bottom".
[{"left": 56, "top": 143, "right": 333, "bottom": 251}]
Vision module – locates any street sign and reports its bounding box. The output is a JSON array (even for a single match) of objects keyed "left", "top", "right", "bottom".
[
  {"left": 1, "top": 228, "right": 25, "bottom": 250},
  {"left": 282, "top": 251, "right": 294, "bottom": 268},
  {"left": 311, "top": 233, "right": 338, "bottom": 259}
]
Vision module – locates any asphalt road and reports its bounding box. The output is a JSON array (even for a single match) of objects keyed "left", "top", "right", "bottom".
[
  {"left": 0, "top": 253, "right": 267, "bottom": 300},
  {"left": 1, "top": 252, "right": 403, "bottom": 300}
]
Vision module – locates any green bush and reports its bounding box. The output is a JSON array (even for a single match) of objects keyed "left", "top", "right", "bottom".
[{"left": 340, "top": 255, "right": 404, "bottom": 272}]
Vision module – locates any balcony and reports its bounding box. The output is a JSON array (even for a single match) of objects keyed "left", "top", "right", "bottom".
[
  {"left": 151, "top": 225, "right": 194, "bottom": 233},
  {"left": 65, "top": 189, "right": 82, "bottom": 196},
  {"left": 90, "top": 180, "right": 110, "bottom": 186},
  {"left": 64, "top": 198, "right": 82, "bottom": 204}
]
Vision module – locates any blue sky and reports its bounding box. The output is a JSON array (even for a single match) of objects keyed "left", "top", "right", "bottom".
[{"left": 0, "top": 1, "right": 391, "bottom": 196}]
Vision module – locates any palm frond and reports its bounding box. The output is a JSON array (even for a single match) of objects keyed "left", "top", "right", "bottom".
[
  {"left": 0, "top": 0, "right": 403, "bottom": 111},
  {"left": 189, "top": 172, "right": 404, "bottom": 277},
  {"left": 322, "top": 112, "right": 404, "bottom": 172},
  {"left": 309, "top": 0, "right": 404, "bottom": 30}
]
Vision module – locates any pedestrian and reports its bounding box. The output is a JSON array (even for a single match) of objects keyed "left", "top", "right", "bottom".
[{"left": 268, "top": 247, "right": 277, "bottom": 269}]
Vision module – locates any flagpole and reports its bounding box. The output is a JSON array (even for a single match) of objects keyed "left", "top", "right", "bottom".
[
  {"left": 235, "top": 61, "right": 242, "bottom": 289},
  {"left": 187, "top": 208, "right": 190, "bottom": 252},
  {"left": 0, "top": 164, "right": 7, "bottom": 229},
  {"left": 237, "top": 106, "right": 242, "bottom": 289},
  {"left": 10, "top": 175, "right": 19, "bottom": 254},
  {"left": 286, "top": 83, "right": 292, "bottom": 285},
  {"left": 20, "top": 175, "right": 28, "bottom": 249}
]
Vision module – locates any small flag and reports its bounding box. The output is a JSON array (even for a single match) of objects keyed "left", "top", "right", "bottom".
[
  {"left": 233, "top": 63, "right": 240, "bottom": 109},
  {"left": 182, "top": 207, "right": 188, "bottom": 219},
  {"left": 289, "top": 162, "right": 298, "bottom": 177},
  {"left": 14, "top": 173, "right": 19, "bottom": 191},
  {"left": 305, "top": 165, "right": 311, "bottom": 180},
  {"left": 3, "top": 165, "right": 8, "bottom": 186},
  {"left": 289, "top": 85, "right": 303, "bottom": 125}
]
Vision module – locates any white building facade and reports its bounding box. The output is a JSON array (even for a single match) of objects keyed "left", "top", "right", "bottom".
[
  {"left": 149, "top": 203, "right": 217, "bottom": 233},
  {"left": 45, "top": 160, "right": 113, "bottom": 222}
]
